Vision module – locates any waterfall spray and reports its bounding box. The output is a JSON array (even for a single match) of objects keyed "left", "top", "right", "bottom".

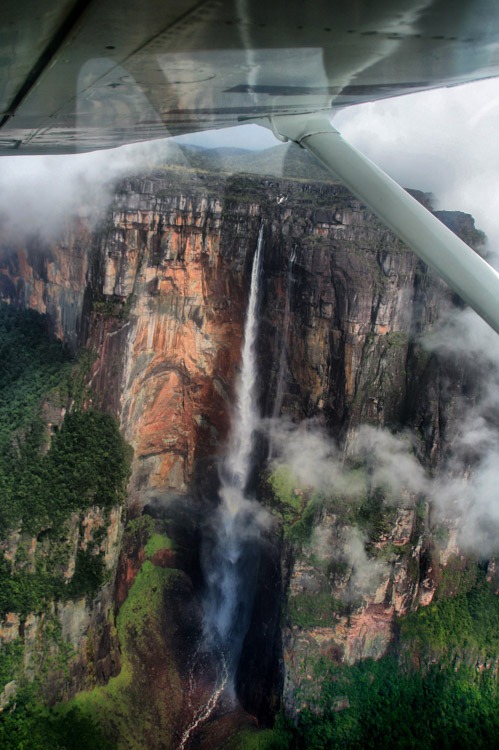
[
  {"left": 204, "top": 224, "right": 265, "bottom": 666},
  {"left": 179, "top": 226, "right": 267, "bottom": 747}
]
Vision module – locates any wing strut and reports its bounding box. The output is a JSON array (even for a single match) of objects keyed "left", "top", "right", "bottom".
[{"left": 269, "top": 113, "right": 499, "bottom": 335}]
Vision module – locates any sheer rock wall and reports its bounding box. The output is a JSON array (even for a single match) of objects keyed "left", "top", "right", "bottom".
[{"left": 0, "top": 169, "right": 485, "bottom": 733}]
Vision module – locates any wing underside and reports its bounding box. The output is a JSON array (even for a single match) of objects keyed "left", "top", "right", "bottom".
[{"left": 2, "top": 0, "right": 499, "bottom": 154}]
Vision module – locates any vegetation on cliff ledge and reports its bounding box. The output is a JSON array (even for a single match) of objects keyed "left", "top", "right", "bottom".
[
  {"left": 71, "top": 522, "right": 185, "bottom": 750},
  {"left": 234, "top": 570, "right": 499, "bottom": 750},
  {"left": 262, "top": 457, "right": 499, "bottom": 750},
  {"left": 0, "top": 406, "right": 130, "bottom": 616}
]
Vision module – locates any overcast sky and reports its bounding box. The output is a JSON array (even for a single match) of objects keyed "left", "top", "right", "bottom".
[{"left": 333, "top": 77, "right": 499, "bottom": 261}]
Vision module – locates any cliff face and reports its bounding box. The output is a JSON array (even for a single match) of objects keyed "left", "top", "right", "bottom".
[
  {"left": 0, "top": 174, "right": 474, "bottom": 490},
  {"left": 0, "top": 166, "right": 489, "bottom": 743},
  {"left": 91, "top": 178, "right": 252, "bottom": 502},
  {"left": 0, "top": 223, "right": 92, "bottom": 351}
]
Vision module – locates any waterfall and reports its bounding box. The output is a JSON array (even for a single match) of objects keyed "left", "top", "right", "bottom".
[
  {"left": 179, "top": 226, "right": 266, "bottom": 749},
  {"left": 203, "top": 224, "right": 265, "bottom": 667},
  {"left": 222, "top": 225, "right": 264, "bottom": 490}
]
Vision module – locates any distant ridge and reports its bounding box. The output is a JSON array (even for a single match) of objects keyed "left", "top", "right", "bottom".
[{"left": 167, "top": 142, "right": 340, "bottom": 183}]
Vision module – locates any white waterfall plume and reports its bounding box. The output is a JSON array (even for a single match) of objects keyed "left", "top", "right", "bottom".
[
  {"left": 223, "top": 225, "right": 265, "bottom": 489},
  {"left": 179, "top": 226, "right": 268, "bottom": 746},
  {"left": 203, "top": 224, "right": 266, "bottom": 670}
]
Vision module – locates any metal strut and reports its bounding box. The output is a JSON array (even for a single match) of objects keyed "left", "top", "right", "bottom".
[{"left": 268, "top": 113, "right": 499, "bottom": 335}]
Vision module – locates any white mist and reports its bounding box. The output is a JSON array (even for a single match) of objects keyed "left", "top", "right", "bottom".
[{"left": 203, "top": 225, "right": 265, "bottom": 655}]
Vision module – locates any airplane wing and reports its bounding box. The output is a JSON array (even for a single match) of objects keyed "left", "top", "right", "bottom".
[{"left": 2, "top": 0, "right": 499, "bottom": 154}]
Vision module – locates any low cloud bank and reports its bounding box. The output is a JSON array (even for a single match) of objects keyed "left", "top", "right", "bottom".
[
  {"left": 266, "top": 303, "right": 499, "bottom": 560},
  {"left": 0, "top": 139, "right": 179, "bottom": 244},
  {"left": 423, "top": 305, "right": 499, "bottom": 554}
]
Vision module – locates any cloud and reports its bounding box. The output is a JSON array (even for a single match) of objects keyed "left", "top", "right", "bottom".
[
  {"left": 432, "top": 462, "right": 499, "bottom": 557},
  {"left": 217, "top": 485, "right": 273, "bottom": 539},
  {"left": 265, "top": 417, "right": 364, "bottom": 498},
  {"left": 421, "top": 305, "right": 499, "bottom": 554},
  {"left": 0, "top": 139, "right": 179, "bottom": 244},
  {"left": 0, "top": 125, "right": 280, "bottom": 248},
  {"left": 266, "top": 400, "right": 499, "bottom": 557},
  {"left": 309, "top": 523, "right": 388, "bottom": 600},
  {"left": 465, "top": 454, "right": 499, "bottom": 548},
  {"left": 267, "top": 417, "right": 428, "bottom": 503},
  {"left": 343, "top": 526, "right": 388, "bottom": 598},
  {"left": 334, "top": 77, "right": 499, "bottom": 264},
  {"left": 424, "top": 305, "right": 499, "bottom": 369},
  {"left": 310, "top": 524, "right": 336, "bottom": 561},
  {"left": 352, "top": 425, "right": 429, "bottom": 500}
]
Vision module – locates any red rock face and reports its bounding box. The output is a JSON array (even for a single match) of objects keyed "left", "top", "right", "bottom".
[
  {"left": 98, "top": 187, "right": 253, "bottom": 501},
  {"left": 0, "top": 177, "right": 483, "bottom": 501},
  {"left": 0, "top": 178, "right": 459, "bottom": 503},
  {"left": 0, "top": 178, "right": 257, "bottom": 505}
]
